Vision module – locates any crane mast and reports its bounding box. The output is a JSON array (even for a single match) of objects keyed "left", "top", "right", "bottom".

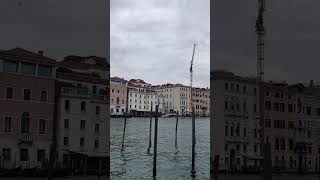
[
  {"left": 256, "top": 0, "right": 265, "bottom": 81},
  {"left": 256, "top": 0, "right": 272, "bottom": 179},
  {"left": 190, "top": 43, "right": 196, "bottom": 111}
]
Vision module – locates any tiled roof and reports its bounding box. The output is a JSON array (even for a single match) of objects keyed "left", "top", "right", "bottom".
[
  {"left": 0, "top": 47, "right": 57, "bottom": 65},
  {"left": 60, "top": 55, "right": 109, "bottom": 70},
  {"left": 111, "top": 77, "right": 128, "bottom": 82}
]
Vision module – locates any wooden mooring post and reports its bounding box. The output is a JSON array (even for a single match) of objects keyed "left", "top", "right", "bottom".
[
  {"left": 191, "top": 106, "right": 196, "bottom": 178},
  {"left": 153, "top": 105, "right": 159, "bottom": 178},
  {"left": 121, "top": 107, "right": 128, "bottom": 151},
  {"left": 148, "top": 101, "right": 153, "bottom": 154},
  {"left": 175, "top": 111, "right": 179, "bottom": 152}
]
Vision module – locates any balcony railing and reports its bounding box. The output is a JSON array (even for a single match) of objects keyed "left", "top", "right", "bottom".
[
  {"left": 18, "top": 133, "right": 33, "bottom": 144},
  {"left": 61, "top": 87, "right": 107, "bottom": 101}
]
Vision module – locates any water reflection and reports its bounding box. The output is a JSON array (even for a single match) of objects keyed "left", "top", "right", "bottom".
[{"left": 111, "top": 117, "right": 210, "bottom": 180}]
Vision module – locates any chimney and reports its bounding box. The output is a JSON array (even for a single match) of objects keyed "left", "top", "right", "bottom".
[
  {"left": 38, "top": 50, "right": 44, "bottom": 55},
  {"left": 310, "top": 80, "right": 314, "bottom": 87}
]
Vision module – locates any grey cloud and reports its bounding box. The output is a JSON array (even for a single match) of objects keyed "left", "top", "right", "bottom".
[
  {"left": 213, "top": 0, "right": 320, "bottom": 84},
  {"left": 111, "top": 0, "right": 210, "bottom": 88},
  {"left": 0, "top": 0, "right": 108, "bottom": 60}
]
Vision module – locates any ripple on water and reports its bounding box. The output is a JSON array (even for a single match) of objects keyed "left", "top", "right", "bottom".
[{"left": 111, "top": 117, "right": 210, "bottom": 180}]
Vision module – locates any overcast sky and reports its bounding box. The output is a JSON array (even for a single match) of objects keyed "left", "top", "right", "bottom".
[
  {"left": 213, "top": 0, "right": 320, "bottom": 84},
  {"left": 0, "top": 0, "right": 108, "bottom": 60},
  {"left": 111, "top": 0, "right": 210, "bottom": 88}
]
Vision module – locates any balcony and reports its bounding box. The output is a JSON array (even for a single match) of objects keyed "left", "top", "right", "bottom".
[
  {"left": 61, "top": 87, "right": 107, "bottom": 102},
  {"left": 18, "top": 133, "right": 33, "bottom": 145}
]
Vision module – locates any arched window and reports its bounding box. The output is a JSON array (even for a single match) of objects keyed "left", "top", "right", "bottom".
[{"left": 21, "top": 112, "right": 30, "bottom": 133}]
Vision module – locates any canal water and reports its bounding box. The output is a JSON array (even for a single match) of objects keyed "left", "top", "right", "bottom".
[
  {"left": 216, "top": 174, "right": 320, "bottom": 180},
  {"left": 110, "top": 117, "right": 210, "bottom": 180}
]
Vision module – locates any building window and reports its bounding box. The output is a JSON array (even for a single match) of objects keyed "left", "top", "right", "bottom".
[
  {"left": 243, "top": 145, "right": 247, "bottom": 152},
  {"left": 254, "top": 144, "right": 257, "bottom": 153},
  {"left": 92, "top": 86, "right": 97, "bottom": 94},
  {"left": 95, "top": 124, "right": 100, "bottom": 133},
  {"left": 265, "top": 119, "right": 271, "bottom": 128},
  {"left": 225, "top": 83, "right": 228, "bottom": 90},
  {"left": 274, "top": 102, "right": 280, "bottom": 112},
  {"left": 40, "top": 90, "right": 48, "bottom": 102},
  {"left": 64, "top": 119, "right": 69, "bottom": 129},
  {"left": 306, "top": 106, "right": 312, "bottom": 115},
  {"left": 265, "top": 101, "right": 271, "bottom": 111},
  {"left": 280, "top": 103, "right": 285, "bottom": 112},
  {"left": 63, "top": 137, "right": 69, "bottom": 146},
  {"left": 2, "top": 148, "right": 11, "bottom": 161},
  {"left": 243, "top": 102, "right": 247, "bottom": 112},
  {"left": 280, "top": 138, "right": 285, "bottom": 150},
  {"left": 23, "top": 89, "right": 31, "bottom": 101},
  {"left": 117, "top": 97, "right": 120, "bottom": 104},
  {"left": 94, "top": 139, "right": 99, "bottom": 148},
  {"left": 243, "top": 128, "right": 247, "bottom": 137},
  {"left": 39, "top": 119, "right": 46, "bottom": 134},
  {"left": 21, "top": 63, "right": 36, "bottom": 75},
  {"left": 225, "top": 101, "right": 228, "bottom": 111},
  {"left": 5, "top": 87, "right": 13, "bottom": 99},
  {"left": 37, "top": 149, "right": 45, "bottom": 162},
  {"left": 80, "top": 120, "right": 86, "bottom": 130},
  {"left": 3, "top": 61, "right": 18, "bottom": 73},
  {"left": 4, "top": 117, "right": 12, "bottom": 132},
  {"left": 38, "top": 65, "right": 52, "bottom": 77},
  {"left": 275, "top": 138, "right": 279, "bottom": 150},
  {"left": 80, "top": 138, "right": 85, "bottom": 147},
  {"left": 21, "top": 112, "right": 30, "bottom": 133},
  {"left": 81, "top": 101, "right": 86, "bottom": 111},
  {"left": 20, "top": 148, "right": 29, "bottom": 161},
  {"left": 236, "top": 125, "right": 240, "bottom": 136},
  {"left": 96, "top": 106, "right": 100, "bottom": 115},
  {"left": 225, "top": 125, "right": 228, "bottom": 136},
  {"left": 289, "top": 139, "right": 293, "bottom": 150},
  {"left": 230, "top": 126, "right": 234, "bottom": 136},
  {"left": 288, "top": 104, "right": 294, "bottom": 112},
  {"left": 65, "top": 100, "right": 70, "bottom": 111}
]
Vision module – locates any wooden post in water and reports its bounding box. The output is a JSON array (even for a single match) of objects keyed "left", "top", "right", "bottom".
[
  {"left": 121, "top": 108, "right": 127, "bottom": 151},
  {"left": 175, "top": 111, "right": 179, "bottom": 151},
  {"left": 148, "top": 101, "right": 153, "bottom": 154},
  {"left": 153, "top": 105, "right": 159, "bottom": 178},
  {"left": 191, "top": 106, "right": 196, "bottom": 178},
  {"left": 122, "top": 87, "right": 130, "bottom": 151}
]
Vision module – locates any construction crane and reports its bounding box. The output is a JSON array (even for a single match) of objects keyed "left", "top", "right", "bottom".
[
  {"left": 190, "top": 43, "right": 196, "bottom": 177},
  {"left": 256, "top": 0, "right": 266, "bottom": 81},
  {"left": 190, "top": 43, "right": 196, "bottom": 110},
  {"left": 255, "top": 0, "right": 272, "bottom": 179}
]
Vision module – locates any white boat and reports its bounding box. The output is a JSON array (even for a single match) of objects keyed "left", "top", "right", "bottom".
[{"left": 161, "top": 113, "right": 176, "bottom": 118}]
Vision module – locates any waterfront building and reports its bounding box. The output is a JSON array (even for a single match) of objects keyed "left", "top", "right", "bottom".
[
  {"left": 158, "top": 84, "right": 191, "bottom": 116},
  {"left": 55, "top": 55, "right": 109, "bottom": 173},
  {"left": 192, "top": 87, "right": 210, "bottom": 116},
  {"left": 211, "top": 70, "right": 320, "bottom": 173},
  {"left": 0, "top": 48, "right": 56, "bottom": 169},
  {"left": 110, "top": 77, "right": 128, "bottom": 116},
  {"left": 128, "top": 80, "right": 158, "bottom": 116},
  {"left": 211, "top": 70, "right": 261, "bottom": 171}
]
